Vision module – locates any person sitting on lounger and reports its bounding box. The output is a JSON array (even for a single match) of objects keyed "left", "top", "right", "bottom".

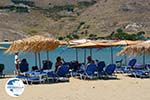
[
  {"left": 42, "top": 60, "right": 53, "bottom": 70},
  {"left": 19, "top": 58, "right": 29, "bottom": 73},
  {"left": 55, "top": 56, "right": 63, "bottom": 72},
  {"left": 87, "top": 56, "right": 95, "bottom": 65}
]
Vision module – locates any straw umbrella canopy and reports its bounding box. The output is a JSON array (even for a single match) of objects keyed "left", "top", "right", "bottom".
[
  {"left": 6, "top": 35, "right": 60, "bottom": 68},
  {"left": 70, "top": 41, "right": 97, "bottom": 62},
  {"left": 112, "top": 40, "right": 141, "bottom": 65},
  {"left": 118, "top": 40, "right": 150, "bottom": 56},
  {"left": 112, "top": 40, "right": 141, "bottom": 46},
  {"left": 70, "top": 41, "right": 112, "bottom": 48},
  {"left": 70, "top": 40, "right": 113, "bottom": 63},
  {"left": 118, "top": 40, "right": 150, "bottom": 64},
  {"left": 69, "top": 39, "right": 91, "bottom": 45},
  {"left": 6, "top": 35, "right": 60, "bottom": 53}
]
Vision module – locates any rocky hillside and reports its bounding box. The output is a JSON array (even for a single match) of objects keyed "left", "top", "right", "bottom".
[
  {"left": 0, "top": 0, "right": 150, "bottom": 41},
  {"left": 78, "top": 0, "right": 150, "bottom": 37}
]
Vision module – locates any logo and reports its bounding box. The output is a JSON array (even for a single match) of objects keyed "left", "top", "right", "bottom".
[{"left": 5, "top": 78, "right": 25, "bottom": 97}]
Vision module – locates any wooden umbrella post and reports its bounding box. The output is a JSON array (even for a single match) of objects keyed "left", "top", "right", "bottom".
[
  {"left": 110, "top": 46, "right": 113, "bottom": 64},
  {"left": 84, "top": 49, "right": 86, "bottom": 64},
  {"left": 34, "top": 52, "right": 38, "bottom": 66},
  {"left": 38, "top": 52, "right": 41, "bottom": 69},
  {"left": 124, "top": 53, "right": 127, "bottom": 66},
  {"left": 75, "top": 48, "right": 78, "bottom": 61},
  {"left": 46, "top": 51, "right": 49, "bottom": 60},
  {"left": 143, "top": 47, "right": 146, "bottom": 65},
  {"left": 90, "top": 48, "right": 92, "bottom": 58}
]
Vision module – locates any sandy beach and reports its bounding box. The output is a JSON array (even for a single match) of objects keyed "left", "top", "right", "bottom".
[{"left": 0, "top": 74, "right": 150, "bottom": 100}]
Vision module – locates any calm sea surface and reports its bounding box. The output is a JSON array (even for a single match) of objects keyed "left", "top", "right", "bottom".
[{"left": 0, "top": 44, "right": 150, "bottom": 74}]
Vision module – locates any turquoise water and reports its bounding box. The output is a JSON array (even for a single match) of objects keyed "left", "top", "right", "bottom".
[{"left": 0, "top": 44, "right": 150, "bottom": 74}]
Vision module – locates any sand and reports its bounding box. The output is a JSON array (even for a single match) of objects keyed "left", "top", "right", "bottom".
[{"left": 0, "top": 74, "right": 150, "bottom": 100}]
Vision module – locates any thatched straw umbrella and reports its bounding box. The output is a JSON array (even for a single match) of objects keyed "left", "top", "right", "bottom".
[
  {"left": 69, "top": 39, "right": 91, "bottom": 45},
  {"left": 112, "top": 40, "right": 141, "bottom": 46},
  {"left": 112, "top": 40, "right": 141, "bottom": 65},
  {"left": 118, "top": 40, "right": 150, "bottom": 56},
  {"left": 6, "top": 35, "right": 60, "bottom": 53},
  {"left": 70, "top": 41, "right": 111, "bottom": 48},
  {"left": 118, "top": 40, "right": 150, "bottom": 64},
  {"left": 70, "top": 41, "right": 112, "bottom": 63},
  {"left": 70, "top": 41, "right": 96, "bottom": 62},
  {"left": 6, "top": 35, "right": 60, "bottom": 68}
]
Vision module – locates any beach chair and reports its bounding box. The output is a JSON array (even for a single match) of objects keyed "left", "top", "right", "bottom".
[
  {"left": 16, "top": 75, "right": 46, "bottom": 84},
  {"left": 131, "top": 70, "right": 149, "bottom": 78},
  {"left": 100, "top": 64, "right": 117, "bottom": 79},
  {"left": 16, "top": 71, "right": 47, "bottom": 84},
  {"left": 115, "top": 59, "right": 123, "bottom": 73},
  {"left": 19, "top": 62, "right": 29, "bottom": 73},
  {"left": 42, "top": 60, "right": 53, "bottom": 70},
  {"left": 47, "top": 65, "right": 69, "bottom": 82},
  {"left": 79, "top": 64, "right": 97, "bottom": 80},
  {"left": 131, "top": 64, "right": 150, "bottom": 78},
  {"left": 122, "top": 59, "right": 137, "bottom": 73},
  {"left": 32, "top": 66, "right": 39, "bottom": 71},
  {"left": 97, "top": 61, "right": 105, "bottom": 77},
  {"left": 0, "top": 64, "right": 5, "bottom": 77}
]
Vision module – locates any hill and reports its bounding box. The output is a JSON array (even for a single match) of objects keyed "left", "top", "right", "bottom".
[{"left": 0, "top": 0, "right": 150, "bottom": 41}]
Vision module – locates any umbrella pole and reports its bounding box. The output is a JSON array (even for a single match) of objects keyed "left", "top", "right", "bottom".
[
  {"left": 143, "top": 48, "right": 145, "bottom": 65},
  {"left": 34, "top": 52, "right": 37, "bottom": 66},
  {"left": 90, "top": 48, "right": 92, "bottom": 58},
  {"left": 46, "top": 51, "right": 49, "bottom": 60},
  {"left": 124, "top": 53, "right": 127, "bottom": 66},
  {"left": 38, "top": 52, "right": 41, "bottom": 70},
  {"left": 75, "top": 48, "right": 78, "bottom": 61},
  {"left": 84, "top": 49, "right": 86, "bottom": 64},
  {"left": 110, "top": 46, "right": 113, "bottom": 64}
]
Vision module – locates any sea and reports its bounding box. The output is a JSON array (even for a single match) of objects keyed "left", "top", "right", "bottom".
[{"left": 0, "top": 44, "right": 150, "bottom": 74}]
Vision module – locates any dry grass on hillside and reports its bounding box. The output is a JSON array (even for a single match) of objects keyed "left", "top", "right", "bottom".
[{"left": 0, "top": 0, "right": 150, "bottom": 41}]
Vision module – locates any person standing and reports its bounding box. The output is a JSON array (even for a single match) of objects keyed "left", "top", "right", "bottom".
[{"left": 14, "top": 52, "right": 20, "bottom": 74}]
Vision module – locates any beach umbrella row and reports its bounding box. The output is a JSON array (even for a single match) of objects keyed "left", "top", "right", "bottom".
[
  {"left": 5, "top": 36, "right": 143, "bottom": 67},
  {"left": 70, "top": 40, "right": 141, "bottom": 64}
]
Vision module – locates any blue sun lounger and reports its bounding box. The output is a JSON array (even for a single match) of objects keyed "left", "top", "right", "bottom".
[
  {"left": 79, "top": 64, "right": 97, "bottom": 80},
  {"left": 47, "top": 65, "right": 69, "bottom": 82},
  {"left": 97, "top": 61, "right": 106, "bottom": 77},
  {"left": 122, "top": 59, "right": 137, "bottom": 73},
  {"left": 131, "top": 70, "right": 149, "bottom": 78},
  {"left": 99, "top": 64, "right": 117, "bottom": 79},
  {"left": 16, "top": 71, "right": 47, "bottom": 84},
  {"left": 19, "top": 62, "right": 29, "bottom": 73},
  {"left": 115, "top": 59, "right": 123, "bottom": 73},
  {"left": 130, "top": 64, "right": 150, "bottom": 78}
]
